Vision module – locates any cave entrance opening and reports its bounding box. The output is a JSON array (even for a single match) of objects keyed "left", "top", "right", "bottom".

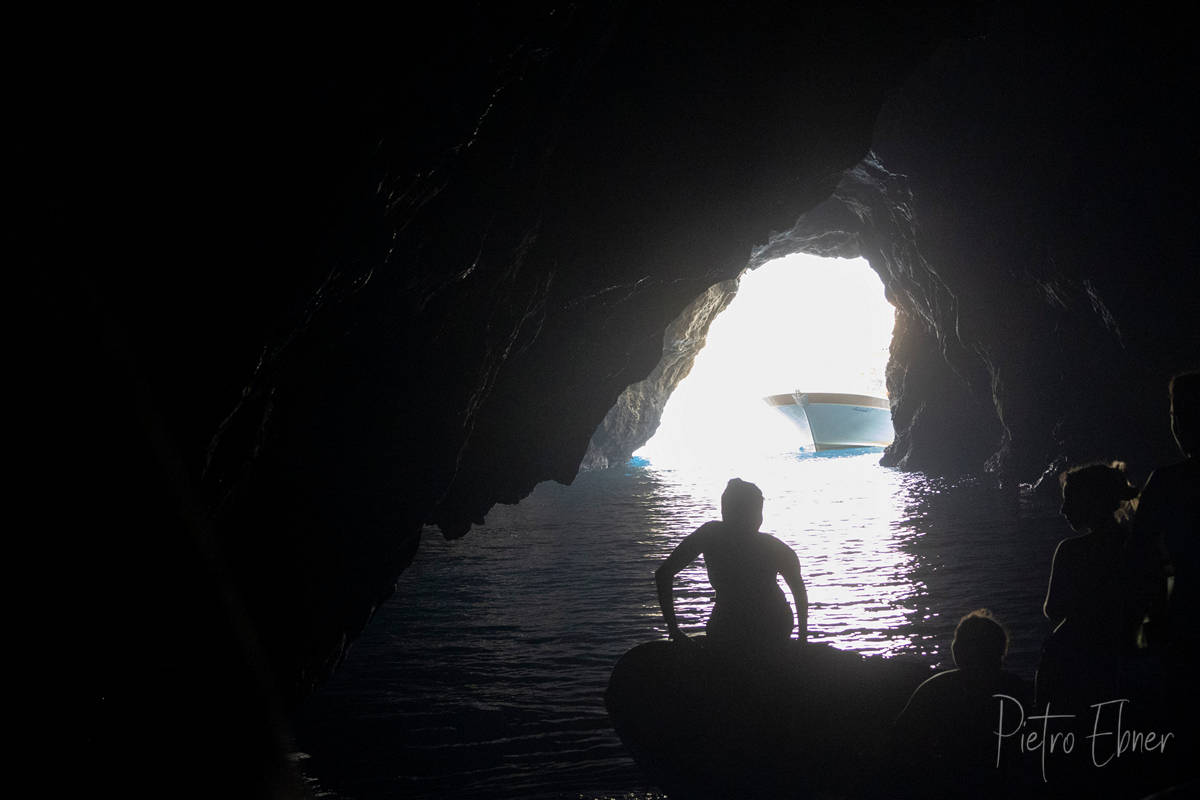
[{"left": 634, "top": 253, "right": 895, "bottom": 472}]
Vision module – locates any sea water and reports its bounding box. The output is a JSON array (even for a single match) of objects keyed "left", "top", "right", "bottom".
[{"left": 289, "top": 448, "right": 1066, "bottom": 799}]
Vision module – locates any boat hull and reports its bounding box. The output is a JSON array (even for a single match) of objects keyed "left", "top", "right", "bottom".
[
  {"left": 605, "top": 638, "right": 932, "bottom": 798},
  {"left": 764, "top": 392, "right": 893, "bottom": 450}
]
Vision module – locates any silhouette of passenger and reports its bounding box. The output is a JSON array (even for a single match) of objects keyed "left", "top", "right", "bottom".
[
  {"left": 1133, "top": 371, "right": 1200, "bottom": 777},
  {"left": 655, "top": 478, "right": 807, "bottom": 654},
  {"left": 1135, "top": 372, "right": 1200, "bottom": 659},
  {"left": 1036, "top": 461, "right": 1141, "bottom": 711},
  {"left": 892, "top": 610, "right": 1030, "bottom": 798}
]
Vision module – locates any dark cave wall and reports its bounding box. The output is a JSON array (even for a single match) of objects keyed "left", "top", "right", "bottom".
[{"left": 869, "top": 3, "right": 1200, "bottom": 486}]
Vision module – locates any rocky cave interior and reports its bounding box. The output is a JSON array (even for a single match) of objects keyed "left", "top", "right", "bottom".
[{"left": 26, "top": 2, "right": 1197, "bottom": 797}]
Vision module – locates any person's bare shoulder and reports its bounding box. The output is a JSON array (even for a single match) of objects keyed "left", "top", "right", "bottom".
[
  {"left": 1054, "top": 535, "right": 1084, "bottom": 557},
  {"left": 689, "top": 520, "right": 722, "bottom": 546},
  {"left": 761, "top": 532, "right": 800, "bottom": 561}
]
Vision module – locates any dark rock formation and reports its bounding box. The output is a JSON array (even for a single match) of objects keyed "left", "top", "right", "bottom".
[
  {"left": 23, "top": 2, "right": 1199, "bottom": 796},
  {"left": 759, "top": 156, "right": 1005, "bottom": 476},
  {"left": 870, "top": 4, "right": 1200, "bottom": 485}
]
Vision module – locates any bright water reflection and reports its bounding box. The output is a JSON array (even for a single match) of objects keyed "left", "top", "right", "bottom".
[{"left": 291, "top": 448, "right": 1065, "bottom": 800}]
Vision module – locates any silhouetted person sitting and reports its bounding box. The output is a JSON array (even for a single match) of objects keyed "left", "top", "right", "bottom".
[
  {"left": 656, "top": 478, "right": 807, "bottom": 657},
  {"left": 892, "top": 610, "right": 1030, "bottom": 798},
  {"left": 1036, "top": 461, "right": 1141, "bottom": 712}
]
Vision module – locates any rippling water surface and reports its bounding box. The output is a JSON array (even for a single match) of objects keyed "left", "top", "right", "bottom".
[{"left": 290, "top": 448, "right": 1065, "bottom": 799}]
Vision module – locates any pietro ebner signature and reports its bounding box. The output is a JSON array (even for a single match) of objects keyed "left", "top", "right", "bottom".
[{"left": 993, "top": 695, "right": 1173, "bottom": 783}]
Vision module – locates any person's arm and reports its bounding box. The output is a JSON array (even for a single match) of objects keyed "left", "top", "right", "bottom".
[
  {"left": 1132, "top": 471, "right": 1163, "bottom": 541},
  {"left": 655, "top": 528, "right": 707, "bottom": 642},
  {"left": 1130, "top": 473, "right": 1172, "bottom": 640},
  {"left": 892, "top": 676, "right": 934, "bottom": 744},
  {"left": 1133, "top": 471, "right": 1174, "bottom": 587},
  {"left": 778, "top": 545, "right": 808, "bottom": 642},
  {"left": 1043, "top": 539, "right": 1071, "bottom": 625}
]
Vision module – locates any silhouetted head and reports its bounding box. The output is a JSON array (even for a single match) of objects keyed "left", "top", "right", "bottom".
[
  {"left": 1058, "top": 461, "right": 1138, "bottom": 533},
  {"left": 951, "top": 609, "right": 1008, "bottom": 670},
  {"left": 1170, "top": 371, "right": 1200, "bottom": 458},
  {"left": 721, "top": 478, "right": 764, "bottom": 533}
]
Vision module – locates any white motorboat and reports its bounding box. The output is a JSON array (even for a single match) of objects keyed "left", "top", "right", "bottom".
[{"left": 763, "top": 392, "right": 893, "bottom": 450}]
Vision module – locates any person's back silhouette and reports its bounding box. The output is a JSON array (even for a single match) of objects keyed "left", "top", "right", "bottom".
[
  {"left": 1135, "top": 372, "right": 1200, "bottom": 658},
  {"left": 655, "top": 478, "right": 807, "bottom": 655},
  {"left": 892, "top": 609, "right": 1030, "bottom": 798},
  {"left": 1133, "top": 371, "right": 1199, "bottom": 783},
  {"left": 1037, "top": 461, "right": 1141, "bottom": 711}
]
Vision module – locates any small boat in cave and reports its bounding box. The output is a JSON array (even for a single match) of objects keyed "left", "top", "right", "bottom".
[
  {"left": 764, "top": 392, "right": 894, "bottom": 450},
  {"left": 605, "top": 638, "right": 931, "bottom": 799}
]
